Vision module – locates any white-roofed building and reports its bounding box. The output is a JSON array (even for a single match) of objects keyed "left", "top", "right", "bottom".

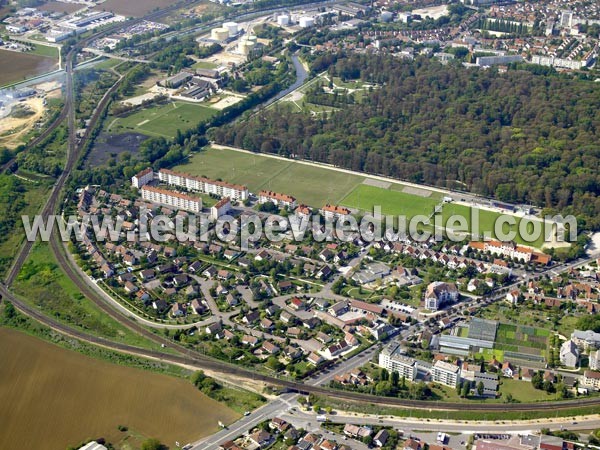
[{"left": 431, "top": 360, "right": 461, "bottom": 387}]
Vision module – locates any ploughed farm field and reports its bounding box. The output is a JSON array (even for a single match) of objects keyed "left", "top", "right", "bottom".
[
  {"left": 0, "top": 328, "right": 238, "bottom": 449},
  {"left": 92, "top": 0, "right": 176, "bottom": 17},
  {"left": 0, "top": 49, "right": 58, "bottom": 87}
]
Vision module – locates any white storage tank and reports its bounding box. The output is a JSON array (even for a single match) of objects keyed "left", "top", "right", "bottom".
[
  {"left": 298, "top": 16, "right": 314, "bottom": 28},
  {"left": 223, "top": 21, "right": 239, "bottom": 37},
  {"left": 238, "top": 37, "right": 256, "bottom": 55},
  {"left": 277, "top": 14, "right": 290, "bottom": 26},
  {"left": 211, "top": 27, "right": 229, "bottom": 41}
]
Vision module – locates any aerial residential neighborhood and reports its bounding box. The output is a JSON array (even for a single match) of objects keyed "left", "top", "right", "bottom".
[{"left": 0, "top": 0, "right": 599, "bottom": 449}]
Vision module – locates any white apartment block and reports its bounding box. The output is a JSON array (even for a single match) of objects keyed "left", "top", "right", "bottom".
[
  {"left": 583, "top": 370, "right": 600, "bottom": 390},
  {"left": 258, "top": 190, "right": 297, "bottom": 209},
  {"left": 559, "top": 339, "right": 579, "bottom": 368},
  {"left": 431, "top": 360, "right": 461, "bottom": 387},
  {"left": 211, "top": 197, "right": 232, "bottom": 220},
  {"left": 378, "top": 343, "right": 418, "bottom": 381},
  {"left": 483, "top": 240, "right": 534, "bottom": 262},
  {"left": 158, "top": 169, "right": 248, "bottom": 200},
  {"left": 320, "top": 204, "right": 351, "bottom": 221},
  {"left": 141, "top": 186, "right": 201, "bottom": 213},
  {"left": 131, "top": 167, "right": 154, "bottom": 188},
  {"left": 571, "top": 330, "right": 600, "bottom": 351}
]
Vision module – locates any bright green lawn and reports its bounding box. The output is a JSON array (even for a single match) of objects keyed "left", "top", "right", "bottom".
[
  {"left": 341, "top": 184, "right": 440, "bottom": 218},
  {"left": 28, "top": 43, "right": 59, "bottom": 59},
  {"left": 110, "top": 101, "right": 217, "bottom": 138},
  {"left": 479, "top": 348, "right": 504, "bottom": 362},
  {"left": 192, "top": 60, "right": 218, "bottom": 69},
  {"left": 499, "top": 378, "right": 560, "bottom": 402},
  {"left": 457, "top": 326, "right": 469, "bottom": 337},
  {"left": 94, "top": 58, "right": 123, "bottom": 71},
  {"left": 441, "top": 203, "right": 545, "bottom": 248},
  {"left": 177, "top": 147, "right": 366, "bottom": 207}
]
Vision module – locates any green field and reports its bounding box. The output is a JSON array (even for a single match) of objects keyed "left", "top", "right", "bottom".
[
  {"left": 479, "top": 348, "right": 504, "bottom": 363},
  {"left": 28, "top": 43, "right": 60, "bottom": 58},
  {"left": 341, "top": 184, "right": 441, "bottom": 218},
  {"left": 177, "top": 146, "right": 366, "bottom": 206},
  {"left": 110, "top": 101, "right": 217, "bottom": 138},
  {"left": 192, "top": 60, "right": 218, "bottom": 69},
  {"left": 94, "top": 58, "right": 124, "bottom": 71},
  {"left": 178, "top": 147, "right": 545, "bottom": 245},
  {"left": 499, "top": 378, "right": 560, "bottom": 402},
  {"left": 442, "top": 203, "right": 545, "bottom": 247}
]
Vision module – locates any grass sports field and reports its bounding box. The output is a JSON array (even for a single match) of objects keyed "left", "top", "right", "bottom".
[
  {"left": 109, "top": 101, "right": 217, "bottom": 138},
  {"left": 178, "top": 146, "right": 366, "bottom": 206},
  {"left": 0, "top": 328, "right": 238, "bottom": 449},
  {"left": 179, "top": 147, "right": 545, "bottom": 247},
  {"left": 442, "top": 203, "right": 545, "bottom": 247},
  {"left": 341, "top": 184, "right": 441, "bottom": 218}
]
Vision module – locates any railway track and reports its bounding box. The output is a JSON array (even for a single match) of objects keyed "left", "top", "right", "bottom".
[
  {"left": 3, "top": 279, "right": 600, "bottom": 413},
  {"left": 3, "top": 0, "right": 194, "bottom": 285}
]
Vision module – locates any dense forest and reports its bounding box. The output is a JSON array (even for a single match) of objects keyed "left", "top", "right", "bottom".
[{"left": 211, "top": 53, "right": 600, "bottom": 229}]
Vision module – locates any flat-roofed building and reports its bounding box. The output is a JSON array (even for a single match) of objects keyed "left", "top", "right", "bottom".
[
  {"left": 378, "top": 342, "right": 418, "bottom": 381},
  {"left": 590, "top": 350, "right": 599, "bottom": 370},
  {"left": 572, "top": 329, "right": 600, "bottom": 351},
  {"left": 431, "top": 360, "right": 460, "bottom": 387}
]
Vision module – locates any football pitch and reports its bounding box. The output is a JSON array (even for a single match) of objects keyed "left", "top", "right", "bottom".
[
  {"left": 110, "top": 101, "right": 217, "bottom": 138},
  {"left": 442, "top": 203, "right": 545, "bottom": 247},
  {"left": 340, "top": 184, "right": 441, "bottom": 219},
  {"left": 177, "top": 146, "right": 366, "bottom": 206},
  {"left": 177, "top": 146, "right": 544, "bottom": 247}
]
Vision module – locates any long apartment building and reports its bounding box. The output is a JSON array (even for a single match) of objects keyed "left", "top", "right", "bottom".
[
  {"left": 431, "top": 360, "right": 461, "bottom": 387},
  {"left": 141, "top": 185, "right": 202, "bottom": 213},
  {"left": 258, "top": 190, "right": 297, "bottom": 209},
  {"left": 158, "top": 168, "right": 248, "bottom": 200},
  {"left": 378, "top": 342, "right": 418, "bottom": 381},
  {"left": 468, "top": 240, "right": 551, "bottom": 265}
]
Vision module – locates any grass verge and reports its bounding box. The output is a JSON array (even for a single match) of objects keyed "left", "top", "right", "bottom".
[{"left": 12, "top": 241, "right": 174, "bottom": 353}]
